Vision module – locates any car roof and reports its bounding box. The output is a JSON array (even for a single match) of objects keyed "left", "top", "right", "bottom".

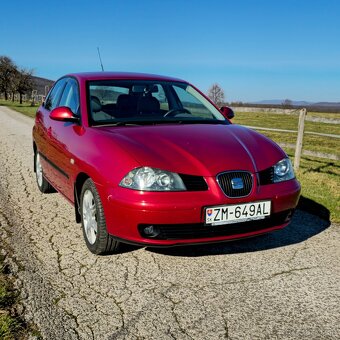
[{"left": 65, "top": 72, "right": 188, "bottom": 83}]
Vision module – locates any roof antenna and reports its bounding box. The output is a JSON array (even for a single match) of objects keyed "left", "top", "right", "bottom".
[{"left": 97, "top": 47, "right": 104, "bottom": 71}]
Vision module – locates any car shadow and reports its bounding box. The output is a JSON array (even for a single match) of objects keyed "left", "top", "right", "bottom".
[{"left": 145, "top": 196, "right": 331, "bottom": 257}]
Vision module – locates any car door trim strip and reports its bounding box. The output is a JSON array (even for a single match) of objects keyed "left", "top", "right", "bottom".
[{"left": 39, "top": 152, "right": 69, "bottom": 179}]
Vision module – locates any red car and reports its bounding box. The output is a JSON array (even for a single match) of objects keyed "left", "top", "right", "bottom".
[{"left": 32, "top": 72, "right": 301, "bottom": 254}]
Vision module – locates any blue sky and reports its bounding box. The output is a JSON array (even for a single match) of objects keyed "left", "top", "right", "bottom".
[{"left": 1, "top": 0, "right": 339, "bottom": 102}]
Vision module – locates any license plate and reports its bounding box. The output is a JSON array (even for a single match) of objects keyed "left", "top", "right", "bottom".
[{"left": 205, "top": 201, "right": 271, "bottom": 226}]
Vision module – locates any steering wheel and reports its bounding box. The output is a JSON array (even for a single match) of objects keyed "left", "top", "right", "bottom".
[{"left": 164, "top": 108, "right": 191, "bottom": 117}]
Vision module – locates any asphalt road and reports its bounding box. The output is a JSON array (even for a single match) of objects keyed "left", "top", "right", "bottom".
[{"left": 0, "top": 106, "right": 339, "bottom": 340}]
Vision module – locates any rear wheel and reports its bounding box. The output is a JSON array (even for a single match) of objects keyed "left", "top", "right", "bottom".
[
  {"left": 80, "top": 178, "right": 120, "bottom": 254},
  {"left": 35, "top": 152, "right": 53, "bottom": 193}
]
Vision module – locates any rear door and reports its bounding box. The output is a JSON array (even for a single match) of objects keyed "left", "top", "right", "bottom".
[
  {"left": 47, "top": 77, "right": 81, "bottom": 201},
  {"left": 36, "top": 78, "right": 67, "bottom": 189}
]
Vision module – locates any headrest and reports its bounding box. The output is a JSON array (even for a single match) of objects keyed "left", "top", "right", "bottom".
[
  {"left": 116, "top": 94, "right": 138, "bottom": 113},
  {"left": 91, "top": 96, "right": 102, "bottom": 113},
  {"left": 138, "top": 96, "right": 160, "bottom": 113}
]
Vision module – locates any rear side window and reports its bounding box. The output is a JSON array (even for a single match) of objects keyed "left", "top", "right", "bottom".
[
  {"left": 59, "top": 78, "right": 80, "bottom": 115},
  {"left": 44, "top": 78, "right": 67, "bottom": 111}
]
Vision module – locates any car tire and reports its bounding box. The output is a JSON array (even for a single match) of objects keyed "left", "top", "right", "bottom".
[
  {"left": 80, "top": 178, "right": 120, "bottom": 255},
  {"left": 35, "top": 152, "right": 54, "bottom": 193}
]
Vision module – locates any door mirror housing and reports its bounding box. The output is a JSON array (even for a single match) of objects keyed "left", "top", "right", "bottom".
[
  {"left": 220, "top": 106, "right": 235, "bottom": 120},
  {"left": 50, "top": 106, "right": 79, "bottom": 123}
]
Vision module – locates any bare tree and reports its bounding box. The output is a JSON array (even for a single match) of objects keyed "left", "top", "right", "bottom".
[
  {"left": 207, "top": 83, "right": 225, "bottom": 107},
  {"left": 282, "top": 99, "right": 293, "bottom": 108},
  {"left": 16, "top": 68, "right": 34, "bottom": 104},
  {"left": 0, "top": 56, "right": 18, "bottom": 100}
]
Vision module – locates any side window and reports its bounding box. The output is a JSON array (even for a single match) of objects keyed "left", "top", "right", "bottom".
[
  {"left": 44, "top": 78, "right": 67, "bottom": 111},
  {"left": 59, "top": 78, "right": 80, "bottom": 115}
]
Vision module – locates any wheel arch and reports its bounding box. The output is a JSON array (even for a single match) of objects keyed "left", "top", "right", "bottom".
[
  {"left": 74, "top": 172, "right": 90, "bottom": 223},
  {"left": 33, "top": 142, "right": 37, "bottom": 172}
]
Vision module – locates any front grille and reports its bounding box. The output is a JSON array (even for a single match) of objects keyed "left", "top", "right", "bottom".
[
  {"left": 138, "top": 210, "right": 293, "bottom": 240},
  {"left": 179, "top": 174, "right": 208, "bottom": 191},
  {"left": 217, "top": 171, "right": 253, "bottom": 197},
  {"left": 258, "top": 167, "right": 274, "bottom": 185}
]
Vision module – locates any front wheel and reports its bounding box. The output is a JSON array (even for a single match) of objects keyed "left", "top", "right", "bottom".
[{"left": 80, "top": 178, "right": 120, "bottom": 254}]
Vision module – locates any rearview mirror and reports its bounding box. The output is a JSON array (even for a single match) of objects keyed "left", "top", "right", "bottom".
[
  {"left": 220, "top": 106, "right": 235, "bottom": 120},
  {"left": 50, "top": 106, "right": 79, "bottom": 123}
]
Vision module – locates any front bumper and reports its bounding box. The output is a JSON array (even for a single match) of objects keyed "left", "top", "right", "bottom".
[{"left": 100, "top": 177, "right": 301, "bottom": 246}]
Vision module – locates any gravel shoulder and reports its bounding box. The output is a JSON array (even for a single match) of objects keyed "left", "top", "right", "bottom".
[{"left": 0, "top": 106, "right": 339, "bottom": 339}]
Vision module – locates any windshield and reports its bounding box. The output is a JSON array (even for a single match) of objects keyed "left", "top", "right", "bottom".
[{"left": 87, "top": 80, "right": 228, "bottom": 126}]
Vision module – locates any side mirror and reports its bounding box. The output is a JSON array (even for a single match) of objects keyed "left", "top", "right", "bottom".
[
  {"left": 220, "top": 106, "right": 235, "bottom": 120},
  {"left": 50, "top": 106, "right": 79, "bottom": 123}
]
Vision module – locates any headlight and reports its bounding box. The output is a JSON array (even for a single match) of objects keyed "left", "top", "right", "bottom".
[
  {"left": 119, "top": 167, "right": 186, "bottom": 191},
  {"left": 273, "top": 158, "right": 295, "bottom": 182}
]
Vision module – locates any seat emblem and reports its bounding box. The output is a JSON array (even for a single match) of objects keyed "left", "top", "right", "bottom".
[{"left": 231, "top": 177, "right": 244, "bottom": 190}]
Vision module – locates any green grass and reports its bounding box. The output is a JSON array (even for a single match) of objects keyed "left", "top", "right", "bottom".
[
  {"left": 0, "top": 313, "right": 23, "bottom": 340},
  {"left": 0, "top": 99, "right": 38, "bottom": 118},
  {"left": 0, "top": 279, "right": 16, "bottom": 308},
  {"left": 307, "top": 111, "right": 340, "bottom": 119},
  {"left": 0, "top": 254, "right": 41, "bottom": 339},
  {"left": 233, "top": 111, "right": 340, "bottom": 135},
  {"left": 292, "top": 154, "right": 340, "bottom": 223},
  {"left": 0, "top": 258, "right": 23, "bottom": 340}
]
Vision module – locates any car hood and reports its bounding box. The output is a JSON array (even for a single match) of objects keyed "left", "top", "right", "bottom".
[{"left": 100, "top": 123, "right": 286, "bottom": 176}]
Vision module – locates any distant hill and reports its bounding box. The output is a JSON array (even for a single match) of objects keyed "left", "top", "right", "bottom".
[
  {"left": 252, "top": 99, "right": 291, "bottom": 105},
  {"left": 252, "top": 99, "right": 340, "bottom": 107},
  {"left": 313, "top": 101, "right": 340, "bottom": 107},
  {"left": 32, "top": 76, "right": 54, "bottom": 96},
  {"left": 246, "top": 99, "right": 340, "bottom": 112}
]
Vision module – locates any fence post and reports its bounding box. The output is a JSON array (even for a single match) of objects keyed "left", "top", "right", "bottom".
[{"left": 294, "top": 108, "right": 307, "bottom": 171}]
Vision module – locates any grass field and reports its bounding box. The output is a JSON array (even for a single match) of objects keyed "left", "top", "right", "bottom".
[
  {"left": 233, "top": 111, "right": 340, "bottom": 134},
  {"left": 291, "top": 154, "right": 339, "bottom": 222},
  {"left": 306, "top": 111, "right": 340, "bottom": 119},
  {"left": 0, "top": 99, "right": 38, "bottom": 118}
]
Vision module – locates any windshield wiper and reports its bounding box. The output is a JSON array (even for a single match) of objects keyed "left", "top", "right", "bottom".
[
  {"left": 96, "top": 119, "right": 228, "bottom": 127},
  {"left": 174, "top": 119, "right": 228, "bottom": 125},
  {"left": 107, "top": 119, "right": 184, "bottom": 126},
  {"left": 114, "top": 120, "right": 172, "bottom": 126},
  {"left": 114, "top": 121, "right": 143, "bottom": 126}
]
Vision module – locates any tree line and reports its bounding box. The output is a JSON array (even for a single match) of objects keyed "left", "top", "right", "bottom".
[
  {"left": 206, "top": 83, "right": 297, "bottom": 110},
  {"left": 0, "top": 56, "right": 34, "bottom": 104}
]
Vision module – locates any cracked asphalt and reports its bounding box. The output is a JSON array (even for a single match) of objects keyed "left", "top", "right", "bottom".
[{"left": 0, "top": 106, "right": 339, "bottom": 339}]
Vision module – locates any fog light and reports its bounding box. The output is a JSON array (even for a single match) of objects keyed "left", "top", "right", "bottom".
[{"left": 143, "top": 225, "right": 160, "bottom": 238}]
